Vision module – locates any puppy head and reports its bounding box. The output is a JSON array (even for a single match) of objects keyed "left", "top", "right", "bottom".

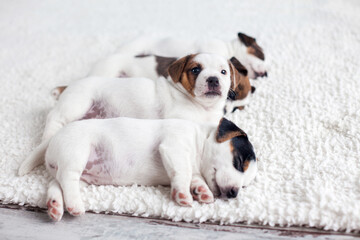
[
  {"left": 168, "top": 53, "right": 241, "bottom": 107},
  {"left": 231, "top": 32, "right": 267, "bottom": 79},
  {"left": 226, "top": 57, "right": 253, "bottom": 113},
  {"left": 228, "top": 57, "right": 252, "bottom": 100},
  {"left": 203, "top": 118, "right": 257, "bottom": 199}
]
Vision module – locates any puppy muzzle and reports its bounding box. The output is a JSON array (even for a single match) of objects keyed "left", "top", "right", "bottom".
[{"left": 205, "top": 76, "right": 221, "bottom": 97}]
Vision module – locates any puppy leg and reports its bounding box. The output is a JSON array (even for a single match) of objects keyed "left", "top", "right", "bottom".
[
  {"left": 170, "top": 175, "right": 193, "bottom": 207},
  {"left": 159, "top": 145, "right": 193, "bottom": 207},
  {"left": 190, "top": 175, "right": 214, "bottom": 204},
  {"left": 42, "top": 96, "right": 93, "bottom": 141},
  {"left": 57, "top": 171, "right": 85, "bottom": 216},
  {"left": 47, "top": 179, "right": 64, "bottom": 221}
]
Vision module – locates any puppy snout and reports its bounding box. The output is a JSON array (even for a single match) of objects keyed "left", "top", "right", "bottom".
[
  {"left": 226, "top": 187, "right": 239, "bottom": 199},
  {"left": 206, "top": 77, "right": 219, "bottom": 89}
]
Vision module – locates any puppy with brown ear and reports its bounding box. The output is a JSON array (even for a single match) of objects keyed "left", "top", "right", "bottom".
[
  {"left": 52, "top": 54, "right": 255, "bottom": 111},
  {"left": 19, "top": 53, "right": 245, "bottom": 176}
]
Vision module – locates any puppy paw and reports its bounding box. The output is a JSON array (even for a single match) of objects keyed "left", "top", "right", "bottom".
[
  {"left": 47, "top": 199, "right": 64, "bottom": 221},
  {"left": 248, "top": 60, "right": 268, "bottom": 79},
  {"left": 66, "top": 201, "right": 85, "bottom": 216},
  {"left": 254, "top": 70, "right": 267, "bottom": 78},
  {"left": 190, "top": 182, "right": 214, "bottom": 204},
  {"left": 171, "top": 188, "right": 193, "bottom": 207}
]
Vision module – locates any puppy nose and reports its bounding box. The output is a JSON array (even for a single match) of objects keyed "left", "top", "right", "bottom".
[
  {"left": 206, "top": 77, "right": 219, "bottom": 88},
  {"left": 226, "top": 187, "right": 239, "bottom": 198}
]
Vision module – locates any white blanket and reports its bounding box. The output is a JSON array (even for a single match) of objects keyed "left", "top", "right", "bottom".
[{"left": 0, "top": 0, "right": 359, "bottom": 232}]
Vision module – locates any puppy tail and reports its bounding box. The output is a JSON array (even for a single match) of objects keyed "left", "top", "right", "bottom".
[
  {"left": 18, "top": 139, "right": 51, "bottom": 176},
  {"left": 50, "top": 86, "right": 67, "bottom": 100}
]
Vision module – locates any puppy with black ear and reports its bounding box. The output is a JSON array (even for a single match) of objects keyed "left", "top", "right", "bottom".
[
  {"left": 21, "top": 116, "right": 256, "bottom": 221},
  {"left": 204, "top": 118, "right": 257, "bottom": 197}
]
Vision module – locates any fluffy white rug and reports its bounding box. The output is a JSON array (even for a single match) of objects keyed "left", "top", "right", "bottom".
[{"left": 0, "top": 0, "right": 359, "bottom": 232}]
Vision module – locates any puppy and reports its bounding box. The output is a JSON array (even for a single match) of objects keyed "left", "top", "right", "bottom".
[
  {"left": 52, "top": 55, "right": 253, "bottom": 112},
  {"left": 114, "top": 32, "right": 267, "bottom": 79},
  {"left": 18, "top": 53, "right": 245, "bottom": 175},
  {"left": 31, "top": 117, "right": 256, "bottom": 221}
]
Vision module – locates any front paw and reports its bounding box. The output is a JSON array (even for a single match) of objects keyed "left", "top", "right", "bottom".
[
  {"left": 171, "top": 188, "right": 193, "bottom": 207},
  {"left": 190, "top": 181, "right": 214, "bottom": 204}
]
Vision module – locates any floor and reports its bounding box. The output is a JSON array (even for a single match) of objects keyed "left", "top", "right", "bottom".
[{"left": 0, "top": 206, "right": 359, "bottom": 240}]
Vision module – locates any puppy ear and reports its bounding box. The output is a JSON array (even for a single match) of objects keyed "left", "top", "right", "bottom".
[
  {"left": 216, "top": 118, "right": 247, "bottom": 143},
  {"left": 168, "top": 54, "right": 193, "bottom": 83},
  {"left": 238, "top": 32, "right": 265, "bottom": 60},
  {"left": 238, "top": 32, "right": 256, "bottom": 47},
  {"left": 230, "top": 57, "right": 248, "bottom": 76}
]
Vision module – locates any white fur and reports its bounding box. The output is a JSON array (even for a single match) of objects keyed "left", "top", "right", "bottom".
[{"left": 41, "top": 117, "right": 256, "bottom": 221}]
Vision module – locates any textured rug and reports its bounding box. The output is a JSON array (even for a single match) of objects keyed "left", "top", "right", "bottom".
[{"left": 0, "top": 0, "right": 359, "bottom": 232}]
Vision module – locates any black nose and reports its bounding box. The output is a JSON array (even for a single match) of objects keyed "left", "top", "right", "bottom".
[
  {"left": 206, "top": 77, "right": 219, "bottom": 88},
  {"left": 226, "top": 187, "right": 238, "bottom": 198}
]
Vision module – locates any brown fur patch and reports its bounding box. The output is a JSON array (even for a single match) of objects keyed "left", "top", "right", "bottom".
[
  {"left": 168, "top": 54, "right": 199, "bottom": 96},
  {"left": 233, "top": 106, "right": 245, "bottom": 112},
  {"left": 216, "top": 118, "right": 247, "bottom": 143},
  {"left": 155, "top": 56, "right": 177, "bottom": 78},
  {"left": 51, "top": 85, "right": 67, "bottom": 100},
  {"left": 228, "top": 58, "right": 251, "bottom": 101},
  {"left": 238, "top": 32, "right": 265, "bottom": 60},
  {"left": 243, "top": 160, "right": 250, "bottom": 172},
  {"left": 55, "top": 86, "right": 67, "bottom": 95}
]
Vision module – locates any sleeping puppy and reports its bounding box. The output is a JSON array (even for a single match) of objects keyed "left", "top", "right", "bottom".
[
  {"left": 113, "top": 32, "right": 267, "bottom": 79},
  {"left": 18, "top": 53, "right": 245, "bottom": 175},
  {"left": 23, "top": 117, "right": 256, "bottom": 221},
  {"left": 53, "top": 55, "right": 254, "bottom": 113}
]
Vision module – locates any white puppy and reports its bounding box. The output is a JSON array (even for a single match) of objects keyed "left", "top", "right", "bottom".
[
  {"left": 18, "top": 53, "right": 245, "bottom": 175},
  {"left": 110, "top": 32, "right": 267, "bottom": 79},
  {"left": 34, "top": 117, "right": 256, "bottom": 221}
]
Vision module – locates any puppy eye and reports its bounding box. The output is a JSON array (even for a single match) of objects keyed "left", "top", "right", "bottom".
[
  {"left": 191, "top": 67, "right": 201, "bottom": 75},
  {"left": 221, "top": 70, "right": 227, "bottom": 75}
]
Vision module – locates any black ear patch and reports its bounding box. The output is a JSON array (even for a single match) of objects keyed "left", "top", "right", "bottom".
[
  {"left": 216, "top": 118, "right": 247, "bottom": 143},
  {"left": 231, "top": 136, "right": 256, "bottom": 172},
  {"left": 230, "top": 57, "right": 248, "bottom": 76}
]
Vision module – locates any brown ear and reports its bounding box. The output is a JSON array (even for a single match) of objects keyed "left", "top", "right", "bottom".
[
  {"left": 238, "top": 32, "right": 265, "bottom": 60},
  {"left": 230, "top": 57, "right": 248, "bottom": 76},
  {"left": 168, "top": 54, "right": 193, "bottom": 83},
  {"left": 216, "top": 118, "right": 247, "bottom": 143},
  {"left": 228, "top": 58, "right": 251, "bottom": 100}
]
